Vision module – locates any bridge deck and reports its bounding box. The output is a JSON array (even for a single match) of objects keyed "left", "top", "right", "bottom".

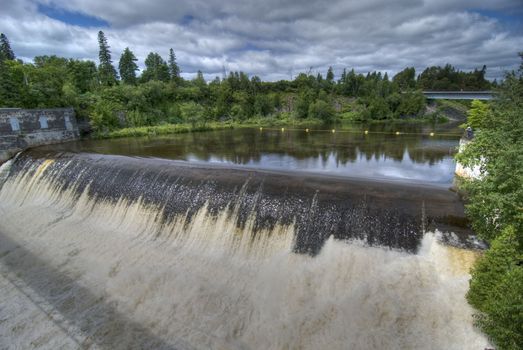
[{"left": 422, "top": 91, "right": 493, "bottom": 100}]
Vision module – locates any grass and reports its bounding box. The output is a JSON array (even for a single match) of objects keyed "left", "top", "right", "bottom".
[
  {"left": 93, "top": 122, "right": 235, "bottom": 139},
  {"left": 92, "top": 114, "right": 328, "bottom": 139},
  {"left": 92, "top": 111, "right": 452, "bottom": 139}
]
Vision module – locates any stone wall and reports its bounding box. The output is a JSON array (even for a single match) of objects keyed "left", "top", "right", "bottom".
[{"left": 0, "top": 108, "right": 79, "bottom": 163}]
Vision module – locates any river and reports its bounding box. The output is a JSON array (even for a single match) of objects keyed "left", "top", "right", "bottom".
[{"left": 0, "top": 123, "right": 489, "bottom": 349}]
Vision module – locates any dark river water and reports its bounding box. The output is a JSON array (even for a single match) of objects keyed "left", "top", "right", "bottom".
[{"left": 44, "top": 122, "right": 463, "bottom": 186}]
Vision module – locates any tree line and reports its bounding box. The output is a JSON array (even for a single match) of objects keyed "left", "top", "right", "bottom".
[
  {"left": 457, "top": 52, "right": 522, "bottom": 350},
  {"left": 0, "top": 31, "right": 492, "bottom": 131}
]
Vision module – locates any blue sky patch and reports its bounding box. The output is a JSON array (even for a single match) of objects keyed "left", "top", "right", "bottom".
[
  {"left": 181, "top": 15, "right": 195, "bottom": 26},
  {"left": 38, "top": 4, "right": 109, "bottom": 28},
  {"left": 240, "top": 42, "right": 265, "bottom": 52},
  {"left": 474, "top": 9, "right": 523, "bottom": 33}
]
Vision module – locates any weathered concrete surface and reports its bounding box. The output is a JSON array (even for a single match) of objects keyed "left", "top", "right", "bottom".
[{"left": 0, "top": 108, "right": 79, "bottom": 163}]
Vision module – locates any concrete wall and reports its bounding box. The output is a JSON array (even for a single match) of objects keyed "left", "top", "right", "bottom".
[{"left": 0, "top": 108, "right": 79, "bottom": 163}]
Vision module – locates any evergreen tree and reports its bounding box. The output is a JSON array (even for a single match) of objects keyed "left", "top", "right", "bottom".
[
  {"left": 326, "top": 66, "right": 335, "bottom": 82},
  {"left": 118, "top": 48, "right": 138, "bottom": 85},
  {"left": 340, "top": 68, "right": 347, "bottom": 83},
  {"left": 141, "top": 52, "right": 170, "bottom": 82},
  {"left": 97, "top": 31, "right": 118, "bottom": 86},
  {"left": 0, "top": 33, "right": 15, "bottom": 60},
  {"left": 168, "top": 48, "right": 180, "bottom": 81},
  {"left": 194, "top": 70, "right": 206, "bottom": 86}
]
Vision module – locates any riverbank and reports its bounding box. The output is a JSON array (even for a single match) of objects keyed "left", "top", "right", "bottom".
[
  {"left": 92, "top": 114, "right": 332, "bottom": 139},
  {"left": 93, "top": 115, "right": 458, "bottom": 139},
  {"left": 453, "top": 67, "right": 522, "bottom": 349}
]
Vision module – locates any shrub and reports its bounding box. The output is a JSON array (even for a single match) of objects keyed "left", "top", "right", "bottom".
[
  {"left": 467, "top": 99, "right": 490, "bottom": 129},
  {"left": 467, "top": 227, "right": 522, "bottom": 310},
  {"left": 308, "top": 99, "right": 335, "bottom": 123},
  {"left": 475, "top": 267, "right": 523, "bottom": 350}
]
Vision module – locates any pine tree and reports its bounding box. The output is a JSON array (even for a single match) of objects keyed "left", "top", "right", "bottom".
[
  {"left": 340, "top": 68, "right": 347, "bottom": 83},
  {"left": 168, "top": 48, "right": 180, "bottom": 82},
  {"left": 326, "top": 66, "right": 334, "bottom": 82},
  {"left": 118, "top": 47, "right": 138, "bottom": 85},
  {"left": 97, "top": 31, "right": 118, "bottom": 86},
  {"left": 0, "top": 33, "right": 15, "bottom": 60},
  {"left": 194, "top": 70, "right": 206, "bottom": 87},
  {"left": 141, "top": 52, "right": 170, "bottom": 82}
]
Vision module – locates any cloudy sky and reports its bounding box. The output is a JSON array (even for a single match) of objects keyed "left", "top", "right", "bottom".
[{"left": 1, "top": 0, "right": 522, "bottom": 81}]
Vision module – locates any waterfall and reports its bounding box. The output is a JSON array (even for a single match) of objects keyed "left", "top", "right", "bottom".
[{"left": 0, "top": 151, "right": 488, "bottom": 349}]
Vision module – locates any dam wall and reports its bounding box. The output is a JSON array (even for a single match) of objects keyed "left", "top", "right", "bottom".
[
  {"left": 0, "top": 150, "right": 489, "bottom": 348},
  {"left": 0, "top": 108, "right": 79, "bottom": 163},
  {"left": 4, "top": 150, "right": 478, "bottom": 252}
]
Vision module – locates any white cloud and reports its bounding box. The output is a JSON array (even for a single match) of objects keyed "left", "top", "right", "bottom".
[{"left": 1, "top": 0, "right": 521, "bottom": 80}]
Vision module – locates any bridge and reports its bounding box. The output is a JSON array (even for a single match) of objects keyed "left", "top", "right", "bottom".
[{"left": 422, "top": 91, "right": 493, "bottom": 100}]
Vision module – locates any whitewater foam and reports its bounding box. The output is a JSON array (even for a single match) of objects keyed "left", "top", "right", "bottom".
[{"left": 0, "top": 157, "right": 488, "bottom": 349}]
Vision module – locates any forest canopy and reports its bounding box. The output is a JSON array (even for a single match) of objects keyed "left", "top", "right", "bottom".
[{"left": 0, "top": 31, "right": 492, "bottom": 131}]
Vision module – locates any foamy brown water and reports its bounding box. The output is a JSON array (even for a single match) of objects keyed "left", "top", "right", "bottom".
[{"left": 0, "top": 157, "right": 488, "bottom": 349}]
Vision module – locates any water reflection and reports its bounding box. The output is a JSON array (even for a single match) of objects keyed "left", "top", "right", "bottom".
[{"left": 42, "top": 123, "right": 462, "bottom": 185}]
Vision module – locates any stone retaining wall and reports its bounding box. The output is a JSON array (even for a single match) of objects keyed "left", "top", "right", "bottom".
[{"left": 0, "top": 108, "right": 79, "bottom": 163}]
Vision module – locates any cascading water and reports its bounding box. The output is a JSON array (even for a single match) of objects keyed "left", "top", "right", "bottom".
[{"left": 0, "top": 151, "right": 488, "bottom": 349}]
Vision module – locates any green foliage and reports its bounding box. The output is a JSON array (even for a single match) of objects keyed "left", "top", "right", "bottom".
[
  {"left": 467, "top": 227, "right": 523, "bottom": 350},
  {"left": 418, "top": 64, "right": 490, "bottom": 91},
  {"left": 168, "top": 48, "right": 180, "bottom": 82},
  {"left": 393, "top": 67, "right": 416, "bottom": 90},
  {"left": 2, "top": 31, "right": 496, "bottom": 128},
  {"left": 296, "top": 88, "right": 315, "bottom": 119},
  {"left": 456, "top": 74, "right": 523, "bottom": 243},
  {"left": 395, "top": 91, "right": 426, "bottom": 117},
  {"left": 118, "top": 48, "right": 139, "bottom": 85},
  {"left": 97, "top": 31, "right": 118, "bottom": 86},
  {"left": 308, "top": 99, "right": 335, "bottom": 123},
  {"left": 457, "top": 53, "right": 523, "bottom": 350},
  {"left": 99, "top": 122, "right": 231, "bottom": 139},
  {"left": 180, "top": 101, "right": 206, "bottom": 127},
  {"left": 90, "top": 98, "right": 121, "bottom": 131},
  {"left": 0, "top": 59, "right": 21, "bottom": 106},
  {"left": 142, "top": 52, "right": 170, "bottom": 83},
  {"left": 254, "top": 93, "right": 273, "bottom": 116},
  {"left": 363, "top": 96, "right": 391, "bottom": 120},
  {"left": 475, "top": 267, "right": 523, "bottom": 350},
  {"left": 126, "top": 109, "right": 154, "bottom": 127},
  {"left": 0, "top": 33, "right": 15, "bottom": 60},
  {"left": 467, "top": 227, "right": 522, "bottom": 309},
  {"left": 67, "top": 59, "right": 98, "bottom": 93},
  {"left": 467, "top": 99, "right": 490, "bottom": 129}
]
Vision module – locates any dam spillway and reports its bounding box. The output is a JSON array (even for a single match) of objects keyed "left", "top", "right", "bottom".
[{"left": 0, "top": 149, "right": 488, "bottom": 348}]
